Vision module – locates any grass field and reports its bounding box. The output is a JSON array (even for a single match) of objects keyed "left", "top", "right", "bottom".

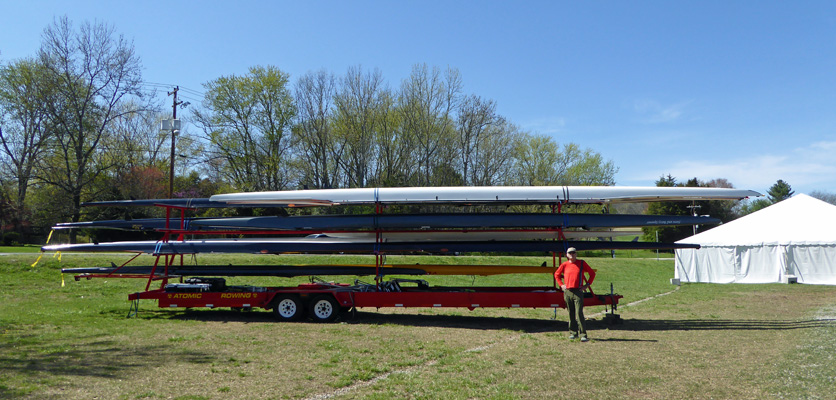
[
  {"left": 1, "top": 251, "right": 835, "bottom": 399},
  {"left": 0, "top": 245, "right": 44, "bottom": 253}
]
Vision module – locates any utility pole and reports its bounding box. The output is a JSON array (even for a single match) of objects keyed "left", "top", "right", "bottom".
[
  {"left": 687, "top": 201, "right": 701, "bottom": 235},
  {"left": 167, "top": 87, "right": 183, "bottom": 198}
]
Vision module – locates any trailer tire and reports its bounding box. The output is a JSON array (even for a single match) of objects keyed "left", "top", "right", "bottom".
[
  {"left": 308, "top": 295, "right": 339, "bottom": 323},
  {"left": 273, "top": 295, "right": 305, "bottom": 322}
]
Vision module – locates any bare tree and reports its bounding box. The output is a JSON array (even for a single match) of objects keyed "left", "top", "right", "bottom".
[
  {"left": 0, "top": 58, "right": 53, "bottom": 230},
  {"left": 35, "top": 17, "right": 145, "bottom": 236},
  {"left": 399, "top": 64, "right": 461, "bottom": 186},
  {"left": 811, "top": 190, "right": 836, "bottom": 205},
  {"left": 468, "top": 121, "right": 522, "bottom": 186},
  {"left": 334, "top": 66, "right": 387, "bottom": 188},
  {"left": 293, "top": 70, "right": 341, "bottom": 189},
  {"left": 369, "top": 87, "right": 409, "bottom": 186},
  {"left": 106, "top": 104, "right": 168, "bottom": 169},
  {"left": 455, "top": 95, "right": 502, "bottom": 185}
]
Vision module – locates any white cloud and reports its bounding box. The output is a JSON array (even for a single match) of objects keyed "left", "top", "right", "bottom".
[
  {"left": 798, "top": 141, "right": 836, "bottom": 163},
  {"left": 665, "top": 147, "right": 836, "bottom": 193},
  {"left": 631, "top": 99, "right": 692, "bottom": 124},
  {"left": 523, "top": 116, "right": 566, "bottom": 135},
  {"left": 617, "top": 140, "right": 836, "bottom": 194}
]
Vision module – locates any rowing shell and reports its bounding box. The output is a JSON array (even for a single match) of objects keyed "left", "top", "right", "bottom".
[
  {"left": 61, "top": 264, "right": 559, "bottom": 277},
  {"left": 53, "top": 213, "right": 719, "bottom": 231},
  {"left": 309, "top": 231, "right": 643, "bottom": 241},
  {"left": 210, "top": 185, "right": 761, "bottom": 206},
  {"left": 43, "top": 238, "right": 698, "bottom": 255}
]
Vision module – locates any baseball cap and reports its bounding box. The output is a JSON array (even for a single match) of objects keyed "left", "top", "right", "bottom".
[{"left": 566, "top": 247, "right": 577, "bottom": 253}]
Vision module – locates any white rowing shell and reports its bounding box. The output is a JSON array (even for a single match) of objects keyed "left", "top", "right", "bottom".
[{"left": 210, "top": 186, "right": 761, "bottom": 206}]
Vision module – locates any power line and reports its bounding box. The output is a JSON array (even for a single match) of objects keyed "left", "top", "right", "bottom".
[
  {"left": 140, "top": 82, "right": 204, "bottom": 97},
  {"left": 178, "top": 87, "right": 205, "bottom": 97},
  {"left": 177, "top": 93, "right": 203, "bottom": 104},
  {"left": 135, "top": 82, "right": 203, "bottom": 106}
]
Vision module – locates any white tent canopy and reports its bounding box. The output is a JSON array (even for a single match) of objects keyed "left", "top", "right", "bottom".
[{"left": 675, "top": 194, "right": 836, "bottom": 285}]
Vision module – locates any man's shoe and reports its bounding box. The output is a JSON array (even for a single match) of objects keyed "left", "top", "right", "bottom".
[
  {"left": 580, "top": 337, "right": 589, "bottom": 342},
  {"left": 568, "top": 334, "right": 577, "bottom": 340}
]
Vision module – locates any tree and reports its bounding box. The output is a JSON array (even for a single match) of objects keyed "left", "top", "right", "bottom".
[
  {"left": 101, "top": 103, "right": 168, "bottom": 172},
  {"left": 642, "top": 176, "right": 692, "bottom": 243},
  {"left": 0, "top": 177, "right": 13, "bottom": 235},
  {"left": 455, "top": 95, "right": 506, "bottom": 185},
  {"left": 294, "top": 69, "right": 341, "bottom": 189},
  {"left": 655, "top": 174, "right": 677, "bottom": 187},
  {"left": 465, "top": 120, "right": 521, "bottom": 186},
  {"left": 810, "top": 190, "right": 836, "bottom": 205},
  {"left": 0, "top": 58, "right": 53, "bottom": 236},
  {"left": 34, "top": 17, "right": 146, "bottom": 239},
  {"left": 195, "top": 65, "right": 297, "bottom": 192},
  {"left": 767, "top": 179, "right": 794, "bottom": 203},
  {"left": 737, "top": 198, "right": 772, "bottom": 215},
  {"left": 333, "top": 66, "right": 387, "bottom": 188},
  {"left": 175, "top": 171, "right": 228, "bottom": 200},
  {"left": 508, "top": 133, "right": 616, "bottom": 187},
  {"left": 700, "top": 178, "right": 738, "bottom": 222},
  {"left": 368, "top": 87, "right": 408, "bottom": 187},
  {"left": 643, "top": 176, "right": 741, "bottom": 243},
  {"left": 398, "top": 64, "right": 461, "bottom": 186},
  {"left": 509, "top": 133, "right": 563, "bottom": 186},
  {"left": 563, "top": 145, "right": 618, "bottom": 186},
  {"left": 737, "top": 179, "right": 796, "bottom": 216}
]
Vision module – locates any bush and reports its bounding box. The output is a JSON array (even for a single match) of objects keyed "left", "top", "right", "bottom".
[{"left": 2, "top": 232, "right": 21, "bottom": 246}]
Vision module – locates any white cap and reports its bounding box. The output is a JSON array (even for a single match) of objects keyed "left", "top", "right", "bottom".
[{"left": 566, "top": 247, "right": 577, "bottom": 253}]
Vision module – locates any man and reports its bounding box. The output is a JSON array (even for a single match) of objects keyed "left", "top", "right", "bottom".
[{"left": 555, "top": 247, "right": 596, "bottom": 342}]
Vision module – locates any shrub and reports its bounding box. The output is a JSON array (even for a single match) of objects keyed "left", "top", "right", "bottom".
[{"left": 2, "top": 232, "right": 21, "bottom": 246}]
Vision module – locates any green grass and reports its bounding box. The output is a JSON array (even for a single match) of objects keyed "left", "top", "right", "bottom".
[
  {"left": 0, "top": 244, "right": 44, "bottom": 253},
  {"left": 1, "top": 252, "right": 835, "bottom": 399}
]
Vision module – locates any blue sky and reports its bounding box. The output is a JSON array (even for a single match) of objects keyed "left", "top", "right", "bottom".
[{"left": 2, "top": 1, "right": 835, "bottom": 196}]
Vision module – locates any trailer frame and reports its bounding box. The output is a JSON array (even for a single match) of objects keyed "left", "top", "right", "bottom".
[{"left": 127, "top": 279, "right": 622, "bottom": 323}]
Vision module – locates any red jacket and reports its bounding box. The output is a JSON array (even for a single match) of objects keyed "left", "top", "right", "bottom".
[{"left": 555, "top": 259, "right": 595, "bottom": 289}]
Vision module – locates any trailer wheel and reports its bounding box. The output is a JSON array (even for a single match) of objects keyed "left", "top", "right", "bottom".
[
  {"left": 308, "top": 295, "right": 339, "bottom": 323},
  {"left": 273, "top": 295, "right": 305, "bottom": 322}
]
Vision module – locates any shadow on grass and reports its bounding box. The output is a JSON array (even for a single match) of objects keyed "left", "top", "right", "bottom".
[
  {"left": 345, "top": 311, "right": 561, "bottom": 332},
  {"left": 129, "top": 307, "right": 836, "bottom": 333},
  {"left": 602, "top": 318, "right": 836, "bottom": 331},
  {"left": 0, "top": 337, "right": 216, "bottom": 380},
  {"left": 139, "top": 307, "right": 562, "bottom": 332},
  {"left": 151, "top": 308, "right": 280, "bottom": 323}
]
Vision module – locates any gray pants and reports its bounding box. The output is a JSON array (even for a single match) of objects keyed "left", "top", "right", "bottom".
[{"left": 564, "top": 289, "right": 587, "bottom": 338}]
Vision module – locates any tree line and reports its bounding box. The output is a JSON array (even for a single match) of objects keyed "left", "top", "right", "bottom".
[
  {"left": 193, "top": 64, "right": 617, "bottom": 192},
  {"left": 0, "top": 17, "right": 617, "bottom": 243},
  {"left": 641, "top": 176, "right": 806, "bottom": 243}
]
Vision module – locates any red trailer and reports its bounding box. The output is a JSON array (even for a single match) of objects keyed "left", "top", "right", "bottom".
[{"left": 125, "top": 278, "right": 622, "bottom": 323}]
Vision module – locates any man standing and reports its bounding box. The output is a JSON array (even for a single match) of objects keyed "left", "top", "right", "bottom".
[{"left": 555, "top": 247, "right": 596, "bottom": 342}]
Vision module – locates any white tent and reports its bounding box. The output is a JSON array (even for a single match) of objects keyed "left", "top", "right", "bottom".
[{"left": 675, "top": 194, "right": 836, "bottom": 285}]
